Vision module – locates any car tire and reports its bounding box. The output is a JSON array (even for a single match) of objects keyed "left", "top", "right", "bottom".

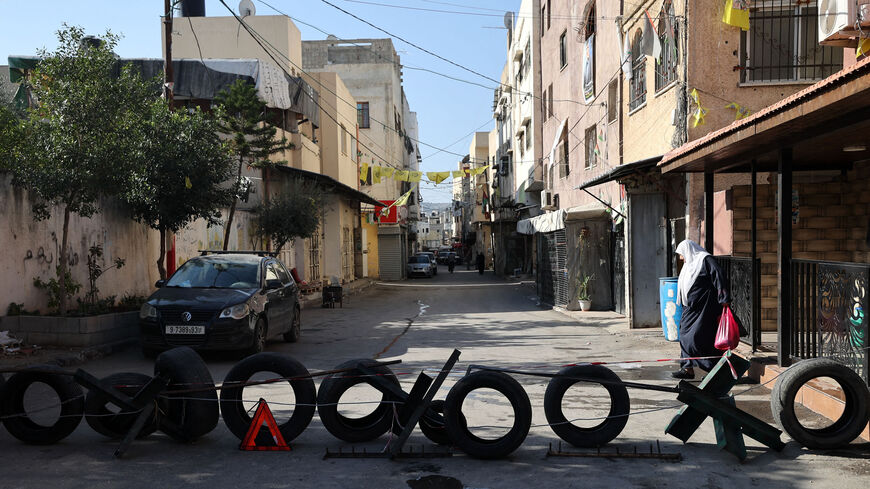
[
  {"left": 247, "top": 318, "right": 267, "bottom": 356},
  {"left": 154, "top": 347, "right": 219, "bottom": 442},
  {"left": 85, "top": 372, "right": 159, "bottom": 439},
  {"left": 419, "top": 399, "right": 467, "bottom": 445},
  {"left": 443, "top": 371, "right": 532, "bottom": 459},
  {"left": 0, "top": 365, "right": 85, "bottom": 445},
  {"left": 317, "top": 359, "right": 403, "bottom": 443},
  {"left": 141, "top": 346, "right": 160, "bottom": 359},
  {"left": 771, "top": 358, "right": 870, "bottom": 450},
  {"left": 543, "top": 365, "right": 630, "bottom": 448},
  {"left": 220, "top": 353, "right": 316, "bottom": 443},
  {"left": 283, "top": 307, "right": 301, "bottom": 343}
]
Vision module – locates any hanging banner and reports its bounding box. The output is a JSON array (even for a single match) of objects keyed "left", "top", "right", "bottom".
[
  {"left": 359, "top": 162, "right": 369, "bottom": 182},
  {"left": 641, "top": 9, "right": 662, "bottom": 60},
  {"left": 409, "top": 171, "right": 423, "bottom": 182},
  {"left": 393, "top": 170, "right": 410, "bottom": 181},
  {"left": 621, "top": 29, "right": 633, "bottom": 81},
  {"left": 375, "top": 200, "right": 399, "bottom": 223},
  {"left": 469, "top": 165, "right": 490, "bottom": 177},
  {"left": 722, "top": 0, "right": 750, "bottom": 31},
  {"left": 583, "top": 33, "right": 595, "bottom": 103},
  {"left": 452, "top": 170, "right": 467, "bottom": 179},
  {"left": 427, "top": 171, "right": 450, "bottom": 184}
]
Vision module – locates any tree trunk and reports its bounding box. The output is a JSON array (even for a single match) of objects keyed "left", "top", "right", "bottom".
[
  {"left": 58, "top": 205, "right": 71, "bottom": 317},
  {"left": 157, "top": 227, "right": 167, "bottom": 280},
  {"left": 223, "top": 158, "right": 244, "bottom": 250}
]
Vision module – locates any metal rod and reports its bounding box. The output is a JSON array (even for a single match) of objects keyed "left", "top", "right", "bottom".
[{"left": 467, "top": 365, "right": 681, "bottom": 394}]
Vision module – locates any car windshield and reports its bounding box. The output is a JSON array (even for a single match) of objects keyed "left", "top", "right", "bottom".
[
  {"left": 409, "top": 256, "right": 428, "bottom": 264},
  {"left": 166, "top": 257, "right": 260, "bottom": 288}
]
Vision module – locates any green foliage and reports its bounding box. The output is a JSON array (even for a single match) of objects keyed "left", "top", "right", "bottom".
[
  {"left": 75, "top": 295, "right": 117, "bottom": 316},
  {"left": 0, "top": 104, "right": 21, "bottom": 171},
  {"left": 118, "top": 293, "right": 148, "bottom": 310},
  {"left": 254, "top": 180, "right": 323, "bottom": 253},
  {"left": 33, "top": 266, "right": 82, "bottom": 314},
  {"left": 7, "top": 303, "right": 39, "bottom": 316},
  {"left": 83, "top": 244, "right": 125, "bottom": 307},
  {"left": 576, "top": 273, "right": 595, "bottom": 301}
]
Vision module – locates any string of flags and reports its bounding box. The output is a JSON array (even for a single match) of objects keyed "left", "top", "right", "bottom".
[
  {"left": 689, "top": 89, "right": 707, "bottom": 128},
  {"left": 360, "top": 163, "right": 490, "bottom": 185}
]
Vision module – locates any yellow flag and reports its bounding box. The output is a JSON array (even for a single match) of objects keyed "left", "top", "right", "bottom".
[
  {"left": 452, "top": 170, "right": 467, "bottom": 179},
  {"left": 184, "top": 176, "right": 192, "bottom": 189},
  {"left": 380, "top": 167, "right": 395, "bottom": 179},
  {"left": 393, "top": 187, "right": 414, "bottom": 206},
  {"left": 394, "top": 170, "right": 410, "bottom": 181},
  {"left": 359, "top": 162, "right": 369, "bottom": 182},
  {"left": 725, "top": 102, "right": 751, "bottom": 120},
  {"left": 722, "top": 0, "right": 750, "bottom": 31},
  {"left": 470, "top": 165, "right": 490, "bottom": 176},
  {"left": 690, "top": 89, "right": 707, "bottom": 127},
  {"left": 427, "top": 172, "right": 450, "bottom": 184},
  {"left": 858, "top": 38, "right": 870, "bottom": 59},
  {"left": 409, "top": 171, "right": 423, "bottom": 182},
  {"left": 371, "top": 166, "right": 383, "bottom": 184}
]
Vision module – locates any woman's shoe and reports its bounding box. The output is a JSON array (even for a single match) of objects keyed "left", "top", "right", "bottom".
[{"left": 671, "top": 368, "right": 695, "bottom": 379}]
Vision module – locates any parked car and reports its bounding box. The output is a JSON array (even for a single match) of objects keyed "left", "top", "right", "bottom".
[
  {"left": 406, "top": 255, "right": 434, "bottom": 278},
  {"left": 416, "top": 252, "right": 438, "bottom": 275},
  {"left": 139, "top": 251, "right": 301, "bottom": 357}
]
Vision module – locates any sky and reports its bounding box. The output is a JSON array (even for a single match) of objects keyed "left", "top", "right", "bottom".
[{"left": 0, "top": 0, "right": 521, "bottom": 204}]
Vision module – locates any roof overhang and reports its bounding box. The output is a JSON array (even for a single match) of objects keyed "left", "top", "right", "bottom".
[
  {"left": 273, "top": 165, "right": 382, "bottom": 207},
  {"left": 659, "top": 56, "right": 870, "bottom": 174},
  {"left": 576, "top": 155, "right": 663, "bottom": 190}
]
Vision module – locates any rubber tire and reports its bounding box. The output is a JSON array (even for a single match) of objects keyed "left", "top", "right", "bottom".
[
  {"left": 283, "top": 307, "right": 301, "bottom": 343},
  {"left": 543, "top": 365, "right": 630, "bottom": 448},
  {"left": 0, "top": 365, "right": 84, "bottom": 445},
  {"left": 154, "top": 347, "right": 220, "bottom": 442},
  {"left": 220, "top": 352, "right": 316, "bottom": 443},
  {"left": 419, "top": 399, "right": 468, "bottom": 446},
  {"left": 770, "top": 358, "right": 870, "bottom": 450},
  {"left": 84, "top": 372, "right": 159, "bottom": 439},
  {"left": 316, "top": 359, "right": 403, "bottom": 443},
  {"left": 247, "top": 318, "right": 267, "bottom": 356},
  {"left": 443, "top": 371, "right": 532, "bottom": 459}
]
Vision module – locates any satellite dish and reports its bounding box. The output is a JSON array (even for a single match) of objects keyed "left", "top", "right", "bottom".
[
  {"left": 503, "top": 11, "right": 513, "bottom": 30},
  {"left": 239, "top": 0, "right": 256, "bottom": 16}
]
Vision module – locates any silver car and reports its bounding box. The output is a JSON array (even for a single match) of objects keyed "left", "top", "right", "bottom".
[
  {"left": 406, "top": 255, "right": 433, "bottom": 278},
  {"left": 415, "top": 252, "right": 438, "bottom": 275}
]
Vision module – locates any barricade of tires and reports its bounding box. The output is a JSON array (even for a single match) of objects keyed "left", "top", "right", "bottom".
[{"left": 1, "top": 348, "right": 867, "bottom": 458}]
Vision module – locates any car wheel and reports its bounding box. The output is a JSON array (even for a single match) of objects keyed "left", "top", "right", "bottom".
[
  {"left": 283, "top": 306, "right": 301, "bottom": 343},
  {"left": 248, "top": 318, "right": 266, "bottom": 356}
]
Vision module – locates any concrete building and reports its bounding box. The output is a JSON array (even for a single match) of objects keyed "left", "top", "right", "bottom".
[{"left": 303, "top": 37, "right": 416, "bottom": 280}]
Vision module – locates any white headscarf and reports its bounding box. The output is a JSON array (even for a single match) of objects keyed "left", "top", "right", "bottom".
[{"left": 676, "top": 240, "right": 710, "bottom": 307}]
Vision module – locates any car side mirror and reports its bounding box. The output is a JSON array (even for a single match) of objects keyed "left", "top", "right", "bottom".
[
  {"left": 265, "top": 279, "right": 283, "bottom": 290},
  {"left": 155, "top": 280, "right": 166, "bottom": 288}
]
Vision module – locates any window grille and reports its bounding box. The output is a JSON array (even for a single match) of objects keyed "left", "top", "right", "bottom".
[
  {"left": 629, "top": 29, "right": 646, "bottom": 111},
  {"left": 307, "top": 233, "right": 321, "bottom": 284},
  {"left": 655, "top": 0, "right": 679, "bottom": 91},
  {"left": 740, "top": 2, "right": 843, "bottom": 83},
  {"left": 357, "top": 102, "right": 370, "bottom": 128}
]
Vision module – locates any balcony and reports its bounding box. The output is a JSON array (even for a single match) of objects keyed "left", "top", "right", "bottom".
[
  {"left": 286, "top": 132, "right": 321, "bottom": 174},
  {"left": 526, "top": 162, "right": 544, "bottom": 193}
]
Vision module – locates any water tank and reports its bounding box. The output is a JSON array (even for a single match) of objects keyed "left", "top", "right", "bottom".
[{"left": 181, "top": 0, "right": 205, "bottom": 17}]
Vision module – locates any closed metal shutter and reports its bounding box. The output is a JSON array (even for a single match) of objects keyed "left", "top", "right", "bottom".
[{"left": 379, "top": 235, "right": 403, "bottom": 281}]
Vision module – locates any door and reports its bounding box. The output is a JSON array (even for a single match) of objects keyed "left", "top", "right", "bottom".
[
  {"left": 612, "top": 222, "right": 626, "bottom": 315},
  {"left": 264, "top": 261, "right": 291, "bottom": 334},
  {"left": 276, "top": 259, "right": 299, "bottom": 330},
  {"left": 629, "top": 193, "right": 667, "bottom": 328},
  {"left": 378, "top": 234, "right": 403, "bottom": 281}
]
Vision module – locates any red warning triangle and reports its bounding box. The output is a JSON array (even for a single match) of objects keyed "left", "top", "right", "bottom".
[{"left": 239, "top": 398, "right": 291, "bottom": 451}]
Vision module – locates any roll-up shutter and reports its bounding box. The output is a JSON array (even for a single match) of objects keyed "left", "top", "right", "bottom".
[{"left": 378, "top": 235, "right": 403, "bottom": 281}]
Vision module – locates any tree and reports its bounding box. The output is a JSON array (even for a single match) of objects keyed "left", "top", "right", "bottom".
[
  {"left": 214, "top": 79, "right": 292, "bottom": 250},
  {"left": 9, "top": 26, "right": 156, "bottom": 316},
  {"left": 0, "top": 104, "right": 20, "bottom": 171},
  {"left": 123, "top": 102, "right": 236, "bottom": 279},
  {"left": 253, "top": 180, "right": 323, "bottom": 254}
]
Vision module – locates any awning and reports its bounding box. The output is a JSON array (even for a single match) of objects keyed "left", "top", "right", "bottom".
[
  {"left": 575, "top": 155, "right": 662, "bottom": 190},
  {"left": 273, "top": 166, "right": 381, "bottom": 207},
  {"left": 516, "top": 203, "right": 610, "bottom": 235}
]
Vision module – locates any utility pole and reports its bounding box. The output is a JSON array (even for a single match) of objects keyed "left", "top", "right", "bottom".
[{"left": 163, "top": 0, "right": 177, "bottom": 276}]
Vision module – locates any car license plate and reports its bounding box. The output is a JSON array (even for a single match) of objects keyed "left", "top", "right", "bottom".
[{"left": 166, "top": 325, "right": 205, "bottom": 335}]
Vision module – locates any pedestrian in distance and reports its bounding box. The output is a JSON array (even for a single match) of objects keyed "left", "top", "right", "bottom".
[
  {"left": 672, "top": 239, "right": 731, "bottom": 379},
  {"left": 447, "top": 252, "right": 456, "bottom": 273},
  {"left": 476, "top": 252, "right": 485, "bottom": 275}
]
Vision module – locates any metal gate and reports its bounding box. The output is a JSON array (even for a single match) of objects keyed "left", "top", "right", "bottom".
[
  {"left": 612, "top": 223, "right": 626, "bottom": 315},
  {"left": 378, "top": 234, "right": 403, "bottom": 281},
  {"left": 537, "top": 230, "right": 568, "bottom": 307}
]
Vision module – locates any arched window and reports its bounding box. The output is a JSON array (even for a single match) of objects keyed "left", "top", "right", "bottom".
[
  {"left": 629, "top": 29, "right": 646, "bottom": 111},
  {"left": 655, "top": 0, "right": 678, "bottom": 91}
]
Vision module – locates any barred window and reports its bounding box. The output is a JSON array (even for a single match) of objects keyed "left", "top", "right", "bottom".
[
  {"left": 655, "top": 0, "right": 679, "bottom": 91},
  {"left": 357, "top": 102, "right": 370, "bottom": 128},
  {"left": 629, "top": 29, "right": 646, "bottom": 111},
  {"left": 740, "top": 1, "right": 843, "bottom": 83}
]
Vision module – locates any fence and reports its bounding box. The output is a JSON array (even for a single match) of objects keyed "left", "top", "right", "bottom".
[
  {"left": 791, "top": 259, "right": 869, "bottom": 385},
  {"left": 714, "top": 256, "right": 761, "bottom": 351}
]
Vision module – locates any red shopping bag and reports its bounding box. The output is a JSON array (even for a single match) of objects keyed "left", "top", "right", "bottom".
[{"left": 714, "top": 304, "right": 740, "bottom": 351}]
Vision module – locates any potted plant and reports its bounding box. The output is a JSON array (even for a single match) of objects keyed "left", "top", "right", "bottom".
[{"left": 577, "top": 273, "right": 595, "bottom": 311}]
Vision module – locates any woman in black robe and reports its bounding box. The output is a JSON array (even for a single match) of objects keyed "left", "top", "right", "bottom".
[{"left": 672, "top": 240, "right": 730, "bottom": 379}]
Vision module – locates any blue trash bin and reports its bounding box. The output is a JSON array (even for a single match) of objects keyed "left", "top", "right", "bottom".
[{"left": 659, "top": 277, "right": 682, "bottom": 342}]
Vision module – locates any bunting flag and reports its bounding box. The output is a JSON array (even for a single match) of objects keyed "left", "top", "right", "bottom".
[
  {"left": 185, "top": 176, "right": 192, "bottom": 189},
  {"left": 725, "top": 102, "right": 752, "bottom": 120},
  {"left": 469, "top": 165, "right": 490, "bottom": 176},
  {"left": 380, "top": 167, "right": 395, "bottom": 180},
  {"left": 393, "top": 170, "right": 410, "bottom": 181},
  {"left": 641, "top": 9, "right": 662, "bottom": 61},
  {"left": 371, "top": 166, "right": 383, "bottom": 184},
  {"left": 858, "top": 38, "right": 870, "bottom": 60},
  {"left": 409, "top": 171, "right": 423, "bottom": 182},
  {"left": 452, "top": 170, "right": 467, "bottom": 179},
  {"left": 722, "top": 0, "right": 750, "bottom": 31},
  {"left": 690, "top": 89, "right": 707, "bottom": 127},
  {"left": 427, "top": 171, "right": 450, "bottom": 184},
  {"left": 359, "top": 162, "right": 369, "bottom": 182}
]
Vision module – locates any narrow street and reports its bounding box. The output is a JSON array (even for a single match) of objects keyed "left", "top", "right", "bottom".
[{"left": 1, "top": 272, "right": 867, "bottom": 489}]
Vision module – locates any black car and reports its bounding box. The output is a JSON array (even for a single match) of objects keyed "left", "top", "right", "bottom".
[{"left": 139, "top": 252, "right": 300, "bottom": 356}]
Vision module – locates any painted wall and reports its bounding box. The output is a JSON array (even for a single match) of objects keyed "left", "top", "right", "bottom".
[
  {"left": 303, "top": 72, "right": 359, "bottom": 188},
  {"left": 362, "top": 219, "right": 380, "bottom": 279}
]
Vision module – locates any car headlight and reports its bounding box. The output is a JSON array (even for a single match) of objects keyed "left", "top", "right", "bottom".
[
  {"left": 139, "top": 303, "right": 158, "bottom": 320},
  {"left": 220, "top": 303, "right": 250, "bottom": 320}
]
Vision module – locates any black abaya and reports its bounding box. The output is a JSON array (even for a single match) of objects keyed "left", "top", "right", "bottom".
[{"left": 679, "top": 255, "right": 731, "bottom": 370}]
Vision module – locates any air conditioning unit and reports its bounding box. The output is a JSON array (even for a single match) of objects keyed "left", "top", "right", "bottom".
[
  {"left": 541, "top": 189, "right": 556, "bottom": 211},
  {"left": 818, "top": 0, "right": 857, "bottom": 45}
]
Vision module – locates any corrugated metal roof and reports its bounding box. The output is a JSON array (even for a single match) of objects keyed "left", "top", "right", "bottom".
[{"left": 660, "top": 56, "right": 870, "bottom": 167}]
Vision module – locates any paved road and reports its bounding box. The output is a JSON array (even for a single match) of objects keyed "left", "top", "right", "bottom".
[{"left": 1, "top": 270, "right": 868, "bottom": 488}]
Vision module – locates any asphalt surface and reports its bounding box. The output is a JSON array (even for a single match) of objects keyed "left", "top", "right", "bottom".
[{"left": 0, "top": 269, "right": 868, "bottom": 488}]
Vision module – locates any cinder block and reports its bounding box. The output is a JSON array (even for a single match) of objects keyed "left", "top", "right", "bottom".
[
  {"left": 732, "top": 207, "right": 750, "bottom": 220},
  {"left": 806, "top": 240, "right": 838, "bottom": 252},
  {"left": 826, "top": 228, "right": 848, "bottom": 240},
  {"left": 793, "top": 229, "right": 819, "bottom": 241},
  {"left": 804, "top": 217, "right": 838, "bottom": 229},
  {"left": 734, "top": 219, "right": 752, "bottom": 231},
  {"left": 734, "top": 196, "right": 753, "bottom": 208},
  {"left": 824, "top": 205, "right": 851, "bottom": 217}
]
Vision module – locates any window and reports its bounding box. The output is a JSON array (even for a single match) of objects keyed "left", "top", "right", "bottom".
[
  {"left": 559, "top": 30, "right": 568, "bottom": 69},
  {"left": 584, "top": 2, "right": 596, "bottom": 38},
  {"left": 548, "top": 84, "right": 554, "bottom": 119},
  {"left": 740, "top": 2, "right": 842, "bottom": 83},
  {"left": 629, "top": 29, "right": 646, "bottom": 111},
  {"left": 547, "top": 0, "right": 551, "bottom": 30},
  {"left": 655, "top": 0, "right": 679, "bottom": 91},
  {"left": 585, "top": 125, "right": 597, "bottom": 169},
  {"left": 607, "top": 79, "right": 618, "bottom": 123},
  {"left": 541, "top": 5, "right": 546, "bottom": 36},
  {"left": 340, "top": 124, "right": 348, "bottom": 155},
  {"left": 524, "top": 121, "right": 531, "bottom": 150},
  {"left": 357, "top": 102, "right": 370, "bottom": 128},
  {"left": 557, "top": 124, "right": 569, "bottom": 179}
]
